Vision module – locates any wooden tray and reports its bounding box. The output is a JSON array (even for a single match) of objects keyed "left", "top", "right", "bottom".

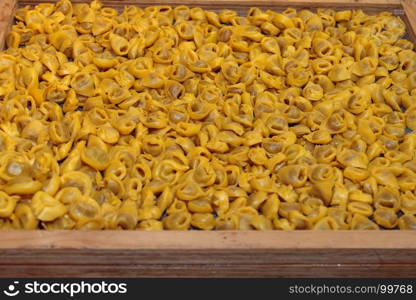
[{"left": 0, "top": 0, "right": 416, "bottom": 278}]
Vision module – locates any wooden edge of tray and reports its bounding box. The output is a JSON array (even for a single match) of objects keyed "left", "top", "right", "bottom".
[
  {"left": 1, "top": 230, "right": 416, "bottom": 250},
  {"left": 1, "top": 231, "right": 416, "bottom": 277},
  {"left": 403, "top": 0, "right": 416, "bottom": 41},
  {"left": 0, "top": 0, "right": 415, "bottom": 278},
  {"left": 0, "top": 0, "right": 17, "bottom": 51}
]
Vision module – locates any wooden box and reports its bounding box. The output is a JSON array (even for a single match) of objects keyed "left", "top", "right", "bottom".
[{"left": 0, "top": 0, "right": 415, "bottom": 278}]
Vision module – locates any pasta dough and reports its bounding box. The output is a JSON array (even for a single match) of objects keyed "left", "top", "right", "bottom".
[{"left": 0, "top": 0, "right": 415, "bottom": 230}]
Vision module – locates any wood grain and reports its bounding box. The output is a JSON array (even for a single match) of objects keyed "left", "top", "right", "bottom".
[
  {"left": 0, "top": 231, "right": 416, "bottom": 277},
  {"left": 0, "top": 0, "right": 16, "bottom": 51},
  {"left": 17, "top": 0, "right": 405, "bottom": 12},
  {"left": 403, "top": 0, "right": 416, "bottom": 42},
  {"left": 2, "top": 230, "right": 416, "bottom": 250},
  {"left": 0, "top": 0, "right": 415, "bottom": 278}
]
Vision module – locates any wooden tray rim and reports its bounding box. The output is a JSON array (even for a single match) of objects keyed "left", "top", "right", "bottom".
[{"left": 1, "top": 230, "right": 416, "bottom": 250}]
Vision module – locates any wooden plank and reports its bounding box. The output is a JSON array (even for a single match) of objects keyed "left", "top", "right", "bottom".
[
  {"left": 3, "top": 263, "right": 416, "bottom": 278},
  {"left": 2, "top": 249, "right": 416, "bottom": 265},
  {"left": 17, "top": 0, "right": 405, "bottom": 12},
  {"left": 403, "top": 0, "right": 416, "bottom": 42},
  {"left": 0, "top": 0, "right": 16, "bottom": 51},
  {"left": 0, "top": 231, "right": 415, "bottom": 277},
  {"left": 1, "top": 230, "right": 416, "bottom": 250}
]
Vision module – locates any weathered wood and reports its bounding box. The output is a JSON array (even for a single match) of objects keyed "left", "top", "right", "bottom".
[
  {"left": 2, "top": 230, "right": 416, "bottom": 250},
  {"left": 0, "top": 0, "right": 17, "bottom": 51},
  {"left": 0, "top": 231, "right": 416, "bottom": 277},
  {"left": 0, "top": 0, "right": 415, "bottom": 278},
  {"left": 403, "top": 0, "right": 416, "bottom": 42}
]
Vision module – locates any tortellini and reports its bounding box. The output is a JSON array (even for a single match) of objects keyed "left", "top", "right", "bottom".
[{"left": 0, "top": 0, "right": 415, "bottom": 230}]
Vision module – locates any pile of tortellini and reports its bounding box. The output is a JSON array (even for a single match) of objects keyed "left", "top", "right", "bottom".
[{"left": 0, "top": 0, "right": 415, "bottom": 230}]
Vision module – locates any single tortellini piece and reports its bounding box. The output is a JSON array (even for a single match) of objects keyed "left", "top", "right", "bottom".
[
  {"left": 191, "top": 213, "right": 215, "bottom": 230},
  {"left": 60, "top": 171, "right": 93, "bottom": 196},
  {"left": 110, "top": 33, "right": 130, "bottom": 56},
  {"left": 13, "top": 203, "right": 39, "bottom": 229},
  {"left": 405, "top": 105, "right": 416, "bottom": 131},
  {"left": 309, "top": 164, "right": 335, "bottom": 204},
  {"left": 351, "top": 57, "right": 378, "bottom": 76},
  {"left": 328, "top": 64, "right": 351, "bottom": 82},
  {"left": 0, "top": 192, "right": 19, "bottom": 218},
  {"left": 69, "top": 197, "right": 103, "bottom": 229},
  {"left": 70, "top": 72, "right": 95, "bottom": 97},
  {"left": 398, "top": 214, "right": 416, "bottom": 230},
  {"left": 176, "top": 178, "right": 205, "bottom": 201},
  {"left": 32, "top": 191, "right": 67, "bottom": 222},
  {"left": 350, "top": 213, "right": 379, "bottom": 230},
  {"left": 163, "top": 211, "right": 192, "bottom": 230},
  {"left": 336, "top": 149, "right": 368, "bottom": 169},
  {"left": 277, "top": 165, "right": 308, "bottom": 187},
  {"left": 81, "top": 146, "right": 110, "bottom": 171},
  {"left": 116, "top": 200, "right": 138, "bottom": 229}
]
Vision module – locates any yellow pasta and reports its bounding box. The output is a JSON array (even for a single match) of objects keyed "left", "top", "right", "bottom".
[{"left": 0, "top": 0, "right": 415, "bottom": 230}]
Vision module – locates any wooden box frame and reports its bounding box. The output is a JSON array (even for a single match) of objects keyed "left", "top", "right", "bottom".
[{"left": 0, "top": 0, "right": 415, "bottom": 278}]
